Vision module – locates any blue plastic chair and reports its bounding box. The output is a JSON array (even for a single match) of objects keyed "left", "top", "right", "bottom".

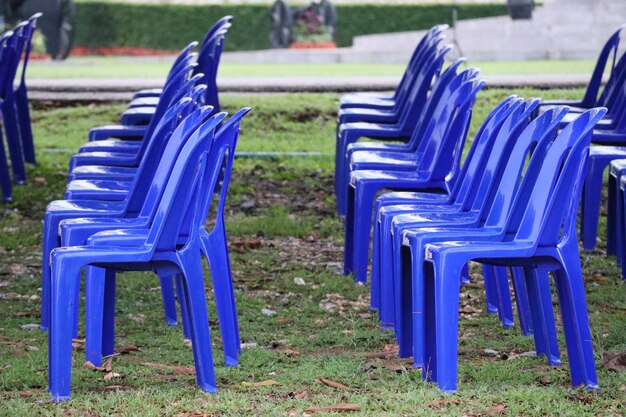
[
  {"left": 416, "top": 107, "right": 606, "bottom": 393},
  {"left": 370, "top": 97, "right": 531, "bottom": 330},
  {"left": 338, "top": 25, "right": 448, "bottom": 110},
  {"left": 48, "top": 107, "right": 247, "bottom": 402},
  {"left": 381, "top": 100, "right": 560, "bottom": 358},
  {"left": 394, "top": 106, "right": 570, "bottom": 367},
  {"left": 336, "top": 60, "right": 473, "bottom": 214},
  {"left": 41, "top": 97, "right": 203, "bottom": 331},
  {"left": 57, "top": 109, "right": 249, "bottom": 369},
  {"left": 343, "top": 76, "right": 485, "bottom": 284}
]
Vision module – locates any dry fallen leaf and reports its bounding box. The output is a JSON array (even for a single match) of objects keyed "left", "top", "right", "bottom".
[
  {"left": 18, "top": 390, "right": 34, "bottom": 397},
  {"left": 315, "top": 378, "right": 349, "bottom": 389},
  {"left": 539, "top": 375, "right": 552, "bottom": 385},
  {"left": 602, "top": 351, "right": 626, "bottom": 371},
  {"left": 72, "top": 338, "right": 85, "bottom": 350},
  {"left": 304, "top": 403, "right": 362, "bottom": 413},
  {"left": 276, "top": 348, "right": 300, "bottom": 357},
  {"left": 117, "top": 345, "right": 141, "bottom": 355},
  {"left": 241, "top": 379, "right": 280, "bottom": 387},
  {"left": 426, "top": 399, "right": 461, "bottom": 408},
  {"left": 142, "top": 362, "right": 195, "bottom": 375},
  {"left": 82, "top": 357, "right": 112, "bottom": 373},
  {"left": 487, "top": 404, "right": 507, "bottom": 414}
]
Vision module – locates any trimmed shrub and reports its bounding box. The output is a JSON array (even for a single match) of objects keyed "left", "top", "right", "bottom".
[{"left": 74, "top": 2, "right": 508, "bottom": 51}]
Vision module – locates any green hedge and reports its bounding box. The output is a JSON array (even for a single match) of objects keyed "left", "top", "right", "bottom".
[{"left": 74, "top": 2, "right": 508, "bottom": 51}]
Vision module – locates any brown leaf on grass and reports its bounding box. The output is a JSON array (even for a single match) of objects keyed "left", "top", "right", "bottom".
[
  {"left": 13, "top": 311, "right": 40, "bottom": 318},
  {"left": 18, "top": 390, "right": 34, "bottom": 397},
  {"left": 315, "top": 378, "right": 349, "bottom": 389},
  {"left": 241, "top": 379, "right": 280, "bottom": 387},
  {"left": 117, "top": 345, "right": 141, "bottom": 355},
  {"left": 487, "top": 404, "right": 507, "bottom": 414},
  {"left": 102, "top": 385, "right": 126, "bottom": 393},
  {"left": 103, "top": 372, "right": 122, "bottom": 381},
  {"left": 383, "top": 362, "right": 405, "bottom": 373},
  {"left": 304, "top": 403, "right": 362, "bottom": 413},
  {"left": 72, "top": 338, "right": 86, "bottom": 350},
  {"left": 459, "top": 305, "right": 482, "bottom": 314},
  {"left": 602, "top": 351, "right": 626, "bottom": 371},
  {"left": 364, "top": 344, "right": 399, "bottom": 359},
  {"left": 142, "top": 362, "right": 195, "bottom": 375},
  {"left": 82, "top": 357, "right": 112, "bottom": 373},
  {"left": 276, "top": 317, "right": 293, "bottom": 324},
  {"left": 539, "top": 375, "right": 552, "bottom": 385},
  {"left": 426, "top": 399, "right": 461, "bottom": 409},
  {"left": 276, "top": 348, "right": 300, "bottom": 357}
]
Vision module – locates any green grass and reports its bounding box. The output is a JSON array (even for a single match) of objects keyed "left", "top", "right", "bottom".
[
  {"left": 1, "top": 90, "right": 626, "bottom": 416},
  {"left": 24, "top": 58, "right": 598, "bottom": 80}
]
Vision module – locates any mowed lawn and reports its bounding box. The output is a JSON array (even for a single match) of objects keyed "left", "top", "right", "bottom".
[
  {"left": 0, "top": 90, "right": 625, "bottom": 416},
  {"left": 24, "top": 58, "right": 598, "bottom": 80}
]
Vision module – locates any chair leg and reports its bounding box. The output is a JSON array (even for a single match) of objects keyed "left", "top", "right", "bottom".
[
  {"left": 378, "top": 218, "right": 397, "bottom": 329},
  {"left": 493, "top": 266, "right": 514, "bottom": 328},
  {"left": 428, "top": 257, "right": 464, "bottom": 393},
  {"left": 396, "top": 245, "right": 413, "bottom": 359},
  {"left": 102, "top": 269, "right": 116, "bottom": 358},
  {"left": 15, "top": 86, "right": 36, "bottom": 165},
  {"left": 615, "top": 176, "right": 625, "bottom": 266},
  {"left": 178, "top": 252, "right": 217, "bottom": 393},
  {"left": 49, "top": 259, "right": 82, "bottom": 402},
  {"left": 343, "top": 186, "right": 355, "bottom": 275},
  {"left": 85, "top": 266, "right": 105, "bottom": 366},
  {"left": 482, "top": 264, "right": 499, "bottom": 314},
  {"left": 1, "top": 100, "right": 26, "bottom": 184},
  {"left": 351, "top": 183, "right": 379, "bottom": 283},
  {"left": 370, "top": 217, "right": 382, "bottom": 312},
  {"left": 41, "top": 216, "right": 61, "bottom": 330},
  {"left": 607, "top": 172, "right": 617, "bottom": 256},
  {"left": 175, "top": 274, "right": 192, "bottom": 340},
  {"left": 553, "top": 250, "right": 598, "bottom": 389},
  {"left": 580, "top": 159, "right": 607, "bottom": 251},
  {"left": 0, "top": 128, "right": 12, "bottom": 201},
  {"left": 523, "top": 266, "right": 560, "bottom": 365},
  {"left": 204, "top": 226, "right": 239, "bottom": 367},
  {"left": 510, "top": 266, "right": 533, "bottom": 336},
  {"left": 159, "top": 274, "right": 178, "bottom": 326}
]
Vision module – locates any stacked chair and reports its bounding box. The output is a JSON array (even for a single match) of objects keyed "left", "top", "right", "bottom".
[
  {"left": 42, "top": 17, "right": 250, "bottom": 402},
  {"left": 0, "top": 14, "right": 41, "bottom": 202},
  {"left": 334, "top": 24, "right": 613, "bottom": 393}
]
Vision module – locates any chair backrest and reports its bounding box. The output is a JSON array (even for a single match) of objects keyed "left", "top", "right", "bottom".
[
  {"left": 135, "top": 73, "right": 204, "bottom": 160},
  {"left": 449, "top": 95, "right": 522, "bottom": 206},
  {"left": 465, "top": 98, "right": 540, "bottom": 214},
  {"left": 482, "top": 107, "right": 569, "bottom": 229},
  {"left": 0, "top": 30, "right": 21, "bottom": 99},
  {"left": 166, "top": 42, "right": 199, "bottom": 81},
  {"left": 16, "top": 14, "right": 41, "bottom": 89},
  {"left": 197, "top": 31, "right": 227, "bottom": 111},
  {"left": 597, "top": 49, "right": 626, "bottom": 110},
  {"left": 404, "top": 60, "right": 476, "bottom": 151},
  {"left": 390, "top": 33, "right": 445, "bottom": 114},
  {"left": 136, "top": 107, "right": 226, "bottom": 224},
  {"left": 518, "top": 107, "right": 608, "bottom": 245},
  {"left": 581, "top": 24, "right": 626, "bottom": 108},
  {"left": 392, "top": 24, "right": 448, "bottom": 102},
  {"left": 199, "top": 16, "right": 233, "bottom": 56},
  {"left": 124, "top": 95, "right": 205, "bottom": 216},
  {"left": 417, "top": 77, "right": 485, "bottom": 185},
  {"left": 146, "top": 111, "right": 234, "bottom": 251},
  {"left": 192, "top": 107, "right": 252, "bottom": 238},
  {"left": 393, "top": 41, "right": 449, "bottom": 132}
]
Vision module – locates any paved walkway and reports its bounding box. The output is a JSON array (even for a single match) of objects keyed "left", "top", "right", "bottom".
[{"left": 26, "top": 73, "right": 593, "bottom": 102}]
